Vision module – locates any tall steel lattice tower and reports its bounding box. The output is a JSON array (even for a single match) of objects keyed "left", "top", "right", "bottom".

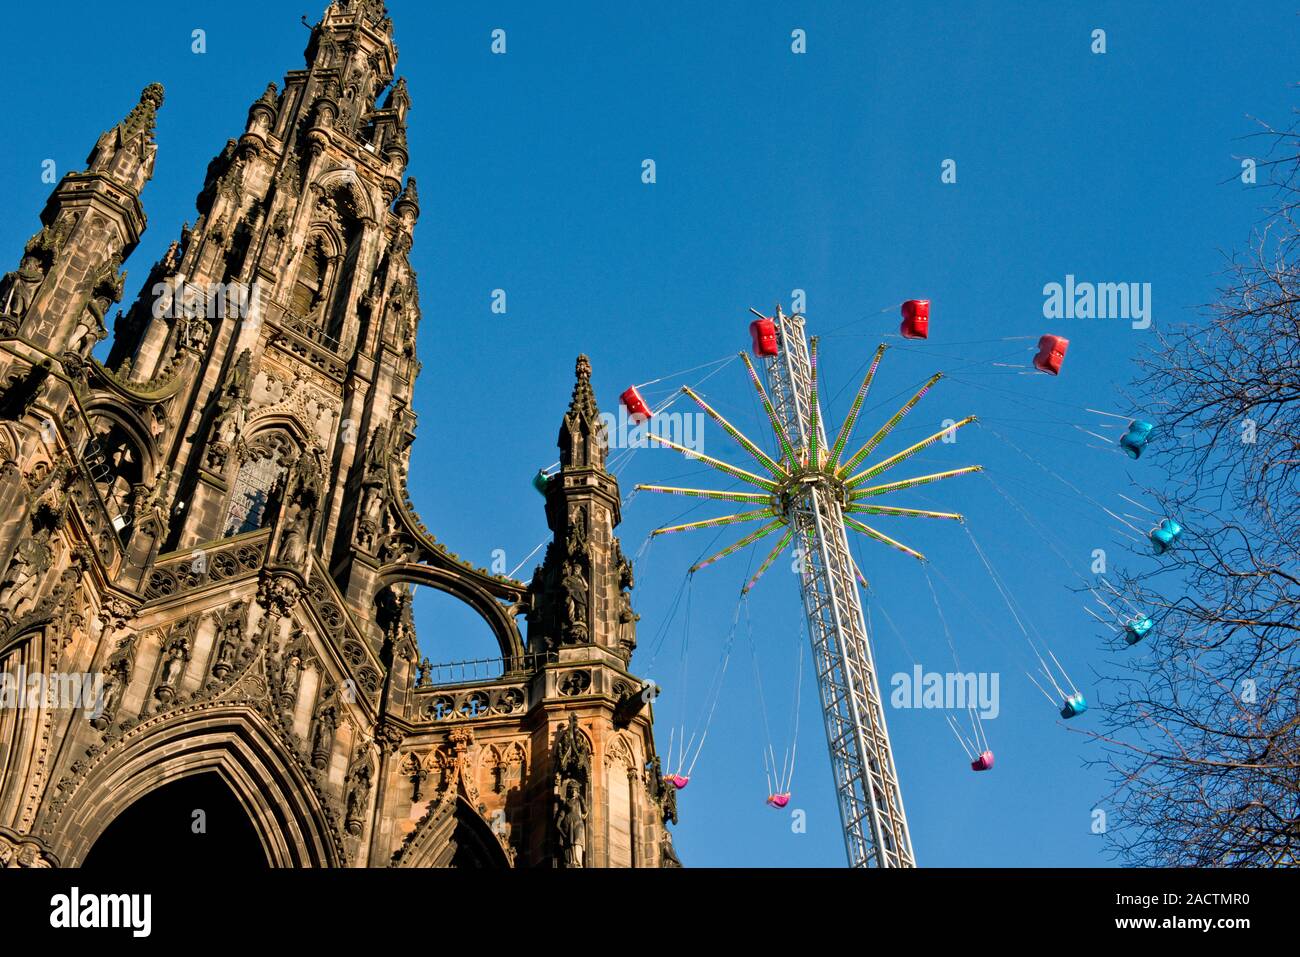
[
  {"left": 637, "top": 304, "right": 982, "bottom": 868},
  {"left": 763, "top": 305, "right": 914, "bottom": 868}
]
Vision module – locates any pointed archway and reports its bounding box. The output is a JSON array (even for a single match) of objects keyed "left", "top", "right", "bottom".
[
  {"left": 391, "top": 794, "right": 512, "bottom": 868},
  {"left": 82, "top": 771, "right": 268, "bottom": 867},
  {"left": 50, "top": 705, "right": 345, "bottom": 867}
]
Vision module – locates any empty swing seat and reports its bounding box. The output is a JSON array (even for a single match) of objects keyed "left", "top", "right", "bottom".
[
  {"left": 970, "top": 750, "right": 995, "bottom": 772},
  {"left": 750, "top": 317, "right": 780, "bottom": 357},
  {"left": 1124, "top": 615, "right": 1154, "bottom": 644},
  {"left": 1033, "top": 334, "right": 1069, "bottom": 375},
  {"left": 1060, "top": 693, "right": 1088, "bottom": 719},
  {"left": 1149, "top": 518, "right": 1183, "bottom": 555},
  {"left": 1119, "top": 420, "right": 1155, "bottom": 459},
  {"left": 531, "top": 469, "right": 550, "bottom": 495},
  {"left": 899, "top": 299, "right": 930, "bottom": 340},
  {"left": 620, "top": 386, "right": 652, "bottom": 423}
]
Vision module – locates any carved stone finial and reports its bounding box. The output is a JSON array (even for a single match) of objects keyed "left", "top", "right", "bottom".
[
  {"left": 141, "top": 83, "right": 165, "bottom": 110},
  {"left": 566, "top": 355, "right": 598, "bottom": 425},
  {"left": 120, "top": 84, "right": 165, "bottom": 141},
  {"left": 394, "top": 176, "right": 419, "bottom": 220}
]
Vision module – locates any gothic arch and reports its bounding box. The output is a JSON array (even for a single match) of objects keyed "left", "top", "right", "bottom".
[
  {"left": 222, "top": 424, "right": 300, "bottom": 536},
  {"left": 82, "top": 403, "right": 160, "bottom": 511},
  {"left": 605, "top": 732, "right": 639, "bottom": 771},
  {"left": 288, "top": 229, "right": 340, "bottom": 322},
  {"left": 312, "top": 169, "right": 376, "bottom": 224},
  {"left": 0, "top": 421, "right": 21, "bottom": 470},
  {"left": 50, "top": 704, "right": 344, "bottom": 867},
  {"left": 82, "top": 399, "right": 160, "bottom": 476},
  {"left": 238, "top": 416, "right": 312, "bottom": 453},
  {"left": 302, "top": 223, "right": 344, "bottom": 260},
  {"left": 0, "top": 625, "right": 52, "bottom": 829},
  {"left": 376, "top": 564, "right": 526, "bottom": 666},
  {"left": 390, "top": 793, "right": 511, "bottom": 868}
]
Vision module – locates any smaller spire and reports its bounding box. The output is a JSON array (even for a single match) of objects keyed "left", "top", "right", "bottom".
[
  {"left": 81, "top": 83, "right": 165, "bottom": 193},
  {"left": 568, "top": 354, "right": 598, "bottom": 423},
  {"left": 393, "top": 176, "right": 419, "bottom": 220},
  {"left": 558, "top": 354, "right": 606, "bottom": 470},
  {"left": 383, "top": 77, "right": 410, "bottom": 110}
]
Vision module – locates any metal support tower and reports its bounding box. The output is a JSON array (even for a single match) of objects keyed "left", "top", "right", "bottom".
[{"left": 763, "top": 305, "right": 916, "bottom": 869}]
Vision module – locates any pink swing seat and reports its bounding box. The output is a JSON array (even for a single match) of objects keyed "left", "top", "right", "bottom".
[{"left": 970, "top": 750, "right": 995, "bottom": 772}]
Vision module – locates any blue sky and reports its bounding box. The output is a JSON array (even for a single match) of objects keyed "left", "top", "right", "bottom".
[{"left": 3, "top": 1, "right": 1295, "bottom": 866}]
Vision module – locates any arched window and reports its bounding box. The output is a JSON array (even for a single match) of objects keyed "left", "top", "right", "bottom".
[
  {"left": 290, "top": 238, "right": 328, "bottom": 320},
  {"left": 222, "top": 431, "right": 295, "bottom": 537},
  {"left": 85, "top": 421, "right": 144, "bottom": 521}
]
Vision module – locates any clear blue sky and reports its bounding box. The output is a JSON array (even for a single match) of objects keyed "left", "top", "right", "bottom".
[{"left": 3, "top": 1, "right": 1295, "bottom": 866}]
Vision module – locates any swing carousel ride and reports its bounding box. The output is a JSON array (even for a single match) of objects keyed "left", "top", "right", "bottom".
[{"left": 534, "top": 300, "right": 1175, "bottom": 868}]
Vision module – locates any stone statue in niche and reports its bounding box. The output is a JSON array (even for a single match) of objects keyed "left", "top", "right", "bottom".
[
  {"left": 70, "top": 255, "right": 124, "bottom": 358},
  {"left": 277, "top": 643, "right": 304, "bottom": 708},
  {"left": 0, "top": 526, "right": 53, "bottom": 624},
  {"left": 0, "top": 217, "right": 70, "bottom": 327},
  {"left": 0, "top": 254, "right": 45, "bottom": 318},
  {"left": 355, "top": 422, "right": 388, "bottom": 550},
  {"left": 614, "top": 541, "right": 639, "bottom": 656},
  {"left": 153, "top": 634, "right": 191, "bottom": 705},
  {"left": 92, "top": 634, "right": 136, "bottom": 731},
  {"left": 278, "top": 517, "right": 309, "bottom": 568},
  {"left": 275, "top": 452, "right": 322, "bottom": 568},
  {"left": 210, "top": 611, "right": 244, "bottom": 680},
  {"left": 555, "top": 779, "right": 588, "bottom": 868},
  {"left": 553, "top": 714, "right": 591, "bottom": 868},
  {"left": 206, "top": 350, "right": 252, "bottom": 471},
  {"left": 560, "top": 560, "right": 588, "bottom": 644},
  {"left": 345, "top": 763, "right": 372, "bottom": 835},
  {"left": 311, "top": 702, "right": 337, "bottom": 770},
  {"left": 181, "top": 315, "right": 211, "bottom": 353},
  {"left": 566, "top": 508, "right": 588, "bottom": 560},
  {"left": 660, "top": 832, "right": 683, "bottom": 868}
]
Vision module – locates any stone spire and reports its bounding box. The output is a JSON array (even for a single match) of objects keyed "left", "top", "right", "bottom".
[
  {"left": 0, "top": 84, "right": 162, "bottom": 351},
  {"left": 559, "top": 354, "right": 606, "bottom": 471},
  {"left": 528, "top": 356, "right": 634, "bottom": 658},
  {"left": 84, "top": 83, "right": 165, "bottom": 194}
]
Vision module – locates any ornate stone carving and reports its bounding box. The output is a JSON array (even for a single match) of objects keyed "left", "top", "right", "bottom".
[
  {"left": 152, "top": 624, "right": 193, "bottom": 706},
  {"left": 553, "top": 715, "right": 591, "bottom": 868},
  {"left": 210, "top": 603, "right": 248, "bottom": 681},
  {"left": 344, "top": 759, "right": 372, "bottom": 835},
  {"left": 310, "top": 695, "right": 339, "bottom": 770},
  {"left": 400, "top": 751, "right": 427, "bottom": 802},
  {"left": 92, "top": 632, "right": 137, "bottom": 731},
  {"left": 257, "top": 570, "right": 302, "bottom": 618},
  {"left": 355, "top": 420, "right": 389, "bottom": 550},
  {"left": 273, "top": 450, "right": 323, "bottom": 568},
  {"left": 206, "top": 349, "right": 252, "bottom": 472},
  {"left": 0, "top": 528, "right": 53, "bottom": 625}
]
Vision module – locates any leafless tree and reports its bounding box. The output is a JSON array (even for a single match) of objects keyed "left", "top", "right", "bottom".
[{"left": 1092, "top": 121, "right": 1300, "bottom": 866}]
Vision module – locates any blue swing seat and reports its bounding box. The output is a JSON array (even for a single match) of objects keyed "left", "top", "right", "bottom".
[{"left": 1060, "top": 692, "right": 1088, "bottom": 719}]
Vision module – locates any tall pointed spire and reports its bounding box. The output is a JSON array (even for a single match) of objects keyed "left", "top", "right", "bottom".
[{"left": 559, "top": 354, "right": 606, "bottom": 470}]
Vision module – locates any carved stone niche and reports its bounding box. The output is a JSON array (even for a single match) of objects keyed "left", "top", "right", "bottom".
[{"left": 482, "top": 742, "right": 526, "bottom": 796}]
